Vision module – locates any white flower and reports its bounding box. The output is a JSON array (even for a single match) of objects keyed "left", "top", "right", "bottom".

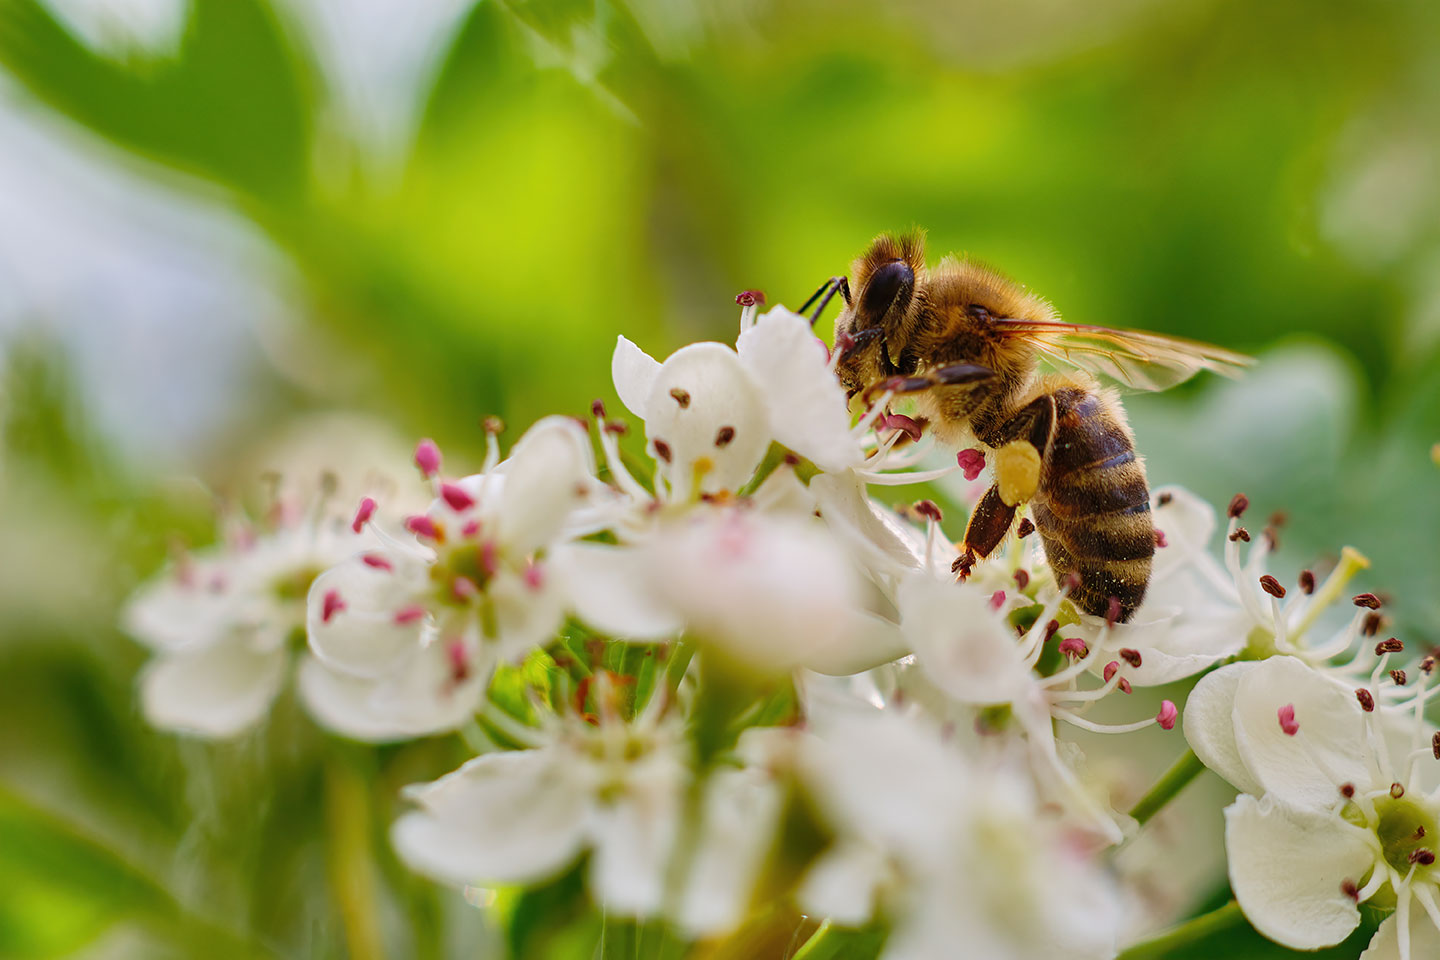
[
  {"left": 611, "top": 305, "right": 863, "bottom": 492},
  {"left": 555, "top": 506, "right": 906, "bottom": 676},
  {"left": 896, "top": 572, "right": 1178, "bottom": 844},
  {"left": 1138, "top": 489, "right": 1387, "bottom": 688},
  {"left": 122, "top": 486, "right": 372, "bottom": 738},
  {"left": 1185, "top": 655, "right": 1440, "bottom": 959},
  {"left": 392, "top": 688, "right": 688, "bottom": 917},
  {"left": 391, "top": 685, "right": 784, "bottom": 936},
  {"left": 611, "top": 338, "right": 772, "bottom": 496},
  {"left": 672, "top": 726, "right": 793, "bottom": 937},
  {"left": 798, "top": 710, "right": 1122, "bottom": 960},
  {"left": 304, "top": 418, "right": 598, "bottom": 740}
]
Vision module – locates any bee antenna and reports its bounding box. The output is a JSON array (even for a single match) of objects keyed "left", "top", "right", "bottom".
[{"left": 799, "top": 275, "right": 850, "bottom": 326}]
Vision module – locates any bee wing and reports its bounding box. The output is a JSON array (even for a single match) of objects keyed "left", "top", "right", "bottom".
[{"left": 996, "top": 319, "right": 1254, "bottom": 392}]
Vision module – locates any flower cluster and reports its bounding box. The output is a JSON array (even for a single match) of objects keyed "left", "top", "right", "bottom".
[
  {"left": 120, "top": 296, "right": 1424, "bottom": 958},
  {"left": 1183, "top": 503, "right": 1440, "bottom": 960}
]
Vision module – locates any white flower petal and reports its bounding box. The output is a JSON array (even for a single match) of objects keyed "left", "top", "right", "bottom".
[
  {"left": 801, "top": 711, "right": 972, "bottom": 859},
  {"left": 749, "top": 464, "right": 816, "bottom": 516},
  {"left": 121, "top": 566, "right": 245, "bottom": 652},
  {"left": 736, "top": 307, "right": 862, "bottom": 471},
  {"left": 489, "top": 569, "right": 568, "bottom": 663},
  {"left": 1080, "top": 605, "right": 1242, "bottom": 687},
  {"left": 549, "top": 543, "right": 683, "bottom": 640},
  {"left": 797, "top": 841, "right": 887, "bottom": 926},
  {"left": 1150, "top": 484, "right": 1217, "bottom": 581},
  {"left": 1232, "top": 656, "right": 1369, "bottom": 810},
  {"left": 900, "top": 574, "right": 1030, "bottom": 705},
  {"left": 297, "top": 644, "right": 488, "bottom": 742},
  {"left": 588, "top": 787, "right": 681, "bottom": 917},
  {"left": 644, "top": 343, "right": 770, "bottom": 494},
  {"left": 1224, "top": 794, "right": 1371, "bottom": 950},
  {"left": 306, "top": 552, "right": 429, "bottom": 679},
  {"left": 1361, "top": 905, "right": 1440, "bottom": 960},
  {"left": 811, "top": 472, "right": 939, "bottom": 585},
  {"left": 612, "top": 335, "right": 662, "bottom": 420},
  {"left": 805, "top": 609, "right": 911, "bottom": 677},
  {"left": 676, "top": 734, "right": 787, "bottom": 936},
  {"left": 496, "top": 416, "right": 595, "bottom": 555},
  {"left": 1182, "top": 660, "right": 1265, "bottom": 796},
  {"left": 644, "top": 508, "right": 860, "bottom": 673},
  {"left": 392, "top": 749, "right": 590, "bottom": 887},
  {"left": 139, "top": 639, "right": 287, "bottom": 738}
]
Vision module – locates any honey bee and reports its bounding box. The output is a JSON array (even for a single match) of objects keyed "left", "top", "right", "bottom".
[{"left": 811, "top": 231, "right": 1252, "bottom": 622}]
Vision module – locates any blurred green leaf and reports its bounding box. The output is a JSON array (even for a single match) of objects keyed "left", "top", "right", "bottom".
[
  {"left": 0, "top": 787, "right": 166, "bottom": 957},
  {"left": 0, "top": 0, "right": 312, "bottom": 204}
]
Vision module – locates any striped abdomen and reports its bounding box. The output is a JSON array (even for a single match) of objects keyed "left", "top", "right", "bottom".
[{"left": 1030, "top": 388, "right": 1153, "bottom": 621}]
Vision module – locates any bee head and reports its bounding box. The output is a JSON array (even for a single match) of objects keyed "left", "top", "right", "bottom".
[{"left": 833, "top": 231, "right": 927, "bottom": 394}]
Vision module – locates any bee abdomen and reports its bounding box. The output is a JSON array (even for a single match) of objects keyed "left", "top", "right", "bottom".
[{"left": 1033, "top": 389, "right": 1153, "bottom": 621}]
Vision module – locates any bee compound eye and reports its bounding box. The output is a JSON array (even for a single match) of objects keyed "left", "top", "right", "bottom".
[{"left": 860, "top": 259, "right": 914, "bottom": 320}]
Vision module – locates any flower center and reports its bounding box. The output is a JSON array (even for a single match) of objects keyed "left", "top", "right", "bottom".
[
  {"left": 273, "top": 565, "right": 322, "bottom": 603},
  {"left": 1374, "top": 797, "right": 1440, "bottom": 874},
  {"left": 431, "top": 541, "right": 498, "bottom": 597}
]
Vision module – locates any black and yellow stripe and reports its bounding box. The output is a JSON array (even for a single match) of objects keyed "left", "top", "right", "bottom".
[{"left": 1032, "top": 388, "right": 1154, "bottom": 620}]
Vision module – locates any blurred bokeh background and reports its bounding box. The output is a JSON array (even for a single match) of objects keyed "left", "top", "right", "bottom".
[{"left": 2, "top": 0, "right": 1438, "bottom": 957}]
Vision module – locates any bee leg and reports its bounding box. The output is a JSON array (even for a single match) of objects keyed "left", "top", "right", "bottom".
[
  {"left": 864, "top": 363, "right": 996, "bottom": 403},
  {"left": 834, "top": 326, "right": 883, "bottom": 365},
  {"left": 962, "top": 484, "right": 1017, "bottom": 559},
  {"left": 932, "top": 363, "right": 995, "bottom": 385}
]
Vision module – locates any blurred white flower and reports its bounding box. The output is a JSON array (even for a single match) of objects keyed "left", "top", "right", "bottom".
[
  {"left": 393, "top": 680, "right": 688, "bottom": 917},
  {"left": 898, "top": 572, "right": 1176, "bottom": 844},
  {"left": 392, "top": 681, "right": 785, "bottom": 937},
  {"left": 556, "top": 506, "right": 907, "bottom": 676},
  {"left": 798, "top": 709, "right": 1122, "bottom": 960},
  {"left": 122, "top": 484, "right": 372, "bottom": 737},
  {"left": 1185, "top": 655, "right": 1440, "bottom": 959},
  {"left": 304, "top": 418, "right": 601, "bottom": 740},
  {"left": 39, "top": 0, "right": 186, "bottom": 58}
]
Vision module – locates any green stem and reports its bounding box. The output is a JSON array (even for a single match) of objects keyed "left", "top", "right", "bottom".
[
  {"left": 324, "top": 756, "right": 385, "bottom": 960},
  {"left": 1129, "top": 749, "right": 1205, "bottom": 827},
  {"left": 1117, "top": 901, "right": 1245, "bottom": 960},
  {"left": 790, "top": 920, "right": 834, "bottom": 960}
]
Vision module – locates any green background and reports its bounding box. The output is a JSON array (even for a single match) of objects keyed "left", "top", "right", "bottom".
[{"left": 1, "top": 0, "right": 1437, "bottom": 956}]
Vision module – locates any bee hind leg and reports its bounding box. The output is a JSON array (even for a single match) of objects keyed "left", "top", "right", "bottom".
[
  {"left": 994, "top": 441, "right": 1042, "bottom": 507},
  {"left": 961, "top": 484, "right": 1017, "bottom": 561}
]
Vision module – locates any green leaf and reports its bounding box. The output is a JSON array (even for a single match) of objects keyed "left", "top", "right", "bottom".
[
  {"left": 0, "top": 789, "right": 166, "bottom": 957},
  {"left": 496, "top": 859, "right": 601, "bottom": 960},
  {"left": 0, "top": 0, "right": 313, "bottom": 205}
]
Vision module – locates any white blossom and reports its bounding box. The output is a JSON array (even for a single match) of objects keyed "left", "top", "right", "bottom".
[
  {"left": 393, "top": 685, "right": 688, "bottom": 917},
  {"left": 1185, "top": 655, "right": 1440, "bottom": 959},
  {"left": 304, "top": 417, "right": 599, "bottom": 740},
  {"left": 798, "top": 709, "right": 1123, "bottom": 960},
  {"left": 392, "top": 683, "right": 785, "bottom": 937},
  {"left": 896, "top": 571, "right": 1177, "bottom": 844},
  {"left": 122, "top": 486, "right": 373, "bottom": 738},
  {"left": 556, "top": 505, "right": 905, "bottom": 676}
]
